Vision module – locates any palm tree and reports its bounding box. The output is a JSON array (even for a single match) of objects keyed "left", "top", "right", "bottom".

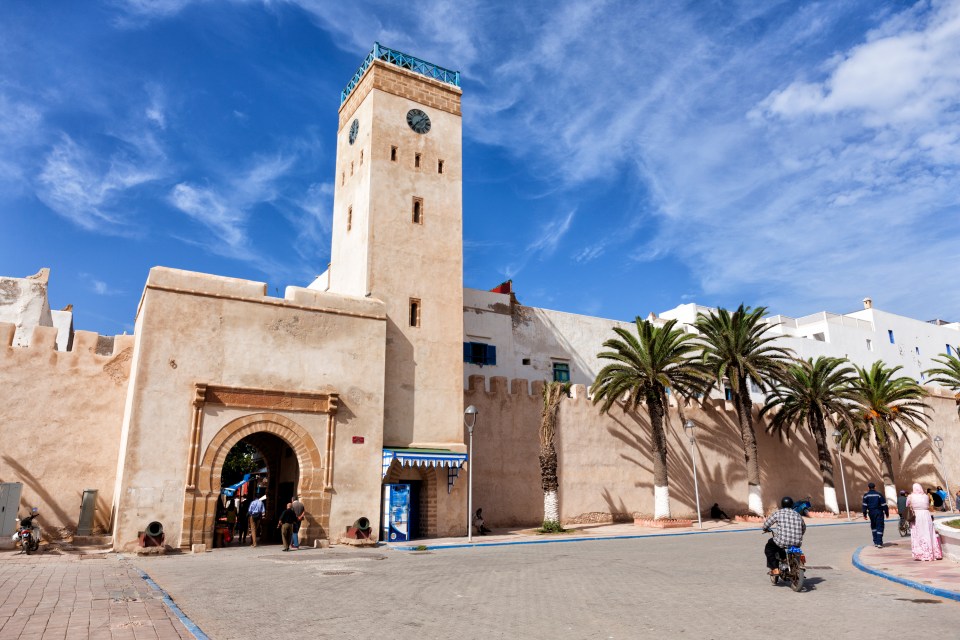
[
  {"left": 844, "top": 361, "right": 930, "bottom": 505},
  {"left": 591, "top": 318, "right": 706, "bottom": 519},
  {"left": 761, "top": 357, "right": 859, "bottom": 514},
  {"left": 694, "top": 305, "right": 793, "bottom": 516},
  {"left": 924, "top": 352, "right": 960, "bottom": 416},
  {"left": 539, "top": 380, "right": 571, "bottom": 530}
]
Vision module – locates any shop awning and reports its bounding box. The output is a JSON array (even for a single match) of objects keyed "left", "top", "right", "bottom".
[{"left": 382, "top": 448, "right": 468, "bottom": 493}]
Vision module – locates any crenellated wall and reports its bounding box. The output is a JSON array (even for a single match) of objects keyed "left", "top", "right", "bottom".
[
  {"left": 465, "top": 375, "right": 948, "bottom": 527},
  {"left": 0, "top": 322, "right": 133, "bottom": 538}
]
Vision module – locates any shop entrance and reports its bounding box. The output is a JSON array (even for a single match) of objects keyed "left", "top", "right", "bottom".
[{"left": 214, "top": 433, "right": 301, "bottom": 548}]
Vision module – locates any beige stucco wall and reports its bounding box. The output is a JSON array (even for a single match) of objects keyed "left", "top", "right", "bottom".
[
  {"left": 111, "top": 267, "right": 388, "bottom": 550},
  {"left": 466, "top": 375, "right": 947, "bottom": 527},
  {"left": 0, "top": 322, "right": 132, "bottom": 538}
]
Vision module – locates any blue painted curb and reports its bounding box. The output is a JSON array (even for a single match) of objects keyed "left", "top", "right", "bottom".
[
  {"left": 390, "top": 516, "right": 876, "bottom": 551},
  {"left": 852, "top": 545, "right": 960, "bottom": 603},
  {"left": 136, "top": 567, "right": 210, "bottom": 639}
]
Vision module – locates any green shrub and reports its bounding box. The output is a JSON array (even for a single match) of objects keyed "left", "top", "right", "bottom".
[{"left": 538, "top": 520, "right": 566, "bottom": 534}]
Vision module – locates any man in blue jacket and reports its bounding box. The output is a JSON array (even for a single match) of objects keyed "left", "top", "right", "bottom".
[{"left": 862, "top": 482, "right": 888, "bottom": 548}]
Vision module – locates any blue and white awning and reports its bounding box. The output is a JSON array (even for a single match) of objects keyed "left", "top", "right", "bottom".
[{"left": 382, "top": 448, "right": 468, "bottom": 493}]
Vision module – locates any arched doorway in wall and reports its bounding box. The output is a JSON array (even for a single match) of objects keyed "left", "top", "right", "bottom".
[
  {"left": 216, "top": 433, "right": 301, "bottom": 547},
  {"left": 182, "top": 412, "right": 326, "bottom": 550}
]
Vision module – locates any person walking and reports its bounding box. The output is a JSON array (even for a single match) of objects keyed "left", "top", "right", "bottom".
[
  {"left": 906, "top": 483, "right": 942, "bottom": 561},
  {"left": 862, "top": 482, "right": 888, "bottom": 548},
  {"left": 936, "top": 486, "right": 949, "bottom": 512},
  {"left": 291, "top": 495, "right": 305, "bottom": 549},
  {"left": 278, "top": 502, "right": 297, "bottom": 551},
  {"left": 247, "top": 496, "right": 265, "bottom": 547},
  {"left": 237, "top": 497, "right": 249, "bottom": 545}
]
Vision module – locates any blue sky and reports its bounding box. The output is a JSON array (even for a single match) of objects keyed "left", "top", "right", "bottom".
[{"left": 2, "top": 0, "right": 959, "bottom": 336}]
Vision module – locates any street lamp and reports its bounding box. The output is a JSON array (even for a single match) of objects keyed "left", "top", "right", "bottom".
[
  {"left": 683, "top": 420, "right": 702, "bottom": 529},
  {"left": 933, "top": 435, "right": 953, "bottom": 512},
  {"left": 464, "top": 405, "right": 479, "bottom": 542},
  {"left": 833, "top": 430, "right": 851, "bottom": 520}
]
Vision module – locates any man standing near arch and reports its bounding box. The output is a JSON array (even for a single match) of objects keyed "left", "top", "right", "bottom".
[
  {"left": 291, "top": 495, "right": 305, "bottom": 549},
  {"left": 248, "top": 496, "right": 265, "bottom": 547}
]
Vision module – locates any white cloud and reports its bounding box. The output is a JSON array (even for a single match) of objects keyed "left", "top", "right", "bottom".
[{"left": 37, "top": 135, "right": 159, "bottom": 231}]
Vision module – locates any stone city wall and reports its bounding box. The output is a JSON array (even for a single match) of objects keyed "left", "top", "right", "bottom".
[
  {"left": 0, "top": 322, "right": 132, "bottom": 538},
  {"left": 465, "top": 375, "right": 949, "bottom": 527}
]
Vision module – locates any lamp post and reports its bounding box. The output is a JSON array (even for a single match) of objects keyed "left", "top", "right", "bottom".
[
  {"left": 833, "top": 430, "right": 851, "bottom": 520},
  {"left": 683, "top": 420, "right": 702, "bottom": 529},
  {"left": 933, "top": 435, "right": 952, "bottom": 512},
  {"left": 464, "top": 405, "right": 478, "bottom": 542}
]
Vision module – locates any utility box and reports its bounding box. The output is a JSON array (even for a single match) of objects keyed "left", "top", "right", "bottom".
[
  {"left": 0, "top": 483, "right": 23, "bottom": 548},
  {"left": 77, "top": 489, "right": 98, "bottom": 536}
]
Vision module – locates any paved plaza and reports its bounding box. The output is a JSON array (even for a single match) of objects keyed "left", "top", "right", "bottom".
[{"left": 2, "top": 521, "right": 958, "bottom": 640}]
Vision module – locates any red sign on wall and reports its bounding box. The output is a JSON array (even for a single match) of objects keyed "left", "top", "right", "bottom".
[{"left": 352, "top": 436, "right": 365, "bottom": 444}]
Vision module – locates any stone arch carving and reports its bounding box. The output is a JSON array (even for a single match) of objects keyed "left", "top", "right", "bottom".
[{"left": 182, "top": 412, "right": 329, "bottom": 549}]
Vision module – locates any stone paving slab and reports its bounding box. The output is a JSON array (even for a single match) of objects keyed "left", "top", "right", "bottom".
[
  {"left": 0, "top": 548, "right": 195, "bottom": 640},
  {"left": 855, "top": 539, "right": 960, "bottom": 600}
]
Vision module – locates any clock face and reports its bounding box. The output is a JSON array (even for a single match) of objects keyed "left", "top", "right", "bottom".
[
  {"left": 406, "top": 109, "right": 431, "bottom": 134},
  {"left": 348, "top": 119, "right": 359, "bottom": 145}
]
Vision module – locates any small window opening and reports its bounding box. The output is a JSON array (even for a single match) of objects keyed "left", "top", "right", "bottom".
[
  {"left": 350, "top": 161, "right": 354, "bottom": 176},
  {"left": 812, "top": 332, "right": 825, "bottom": 342},
  {"left": 391, "top": 146, "right": 397, "bottom": 161},
  {"left": 552, "top": 362, "right": 570, "bottom": 383},
  {"left": 409, "top": 298, "right": 421, "bottom": 327},
  {"left": 347, "top": 206, "right": 352, "bottom": 231},
  {"left": 948, "top": 344, "right": 954, "bottom": 356},
  {"left": 415, "top": 153, "right": 421, "bottom": 168},
  {"left": 866, "top": 338, "right": 873, "bottom": 351},
  {"left": 521, "top": 358, "right": 531, "bottom": 366},
  {"left": 341, "top": 171, "right": 345, "bottom": 186},
  {"left": 915, "top": 346, "right": 920, "bottom": 355},
  {"left": 360, "top": 150, "right": 363, "bottom": 165},
  {"left": 412, "top": 197, "right": 423, "bottom": 224},
  {"left": 724, "top": 387, "right": 733, "bottom": 401},
  {"left": 438, "top": 160, "right": 444, "bottom": 174},
  {"left": 888, "top": 329, "right": 895, "bottom": 344}
]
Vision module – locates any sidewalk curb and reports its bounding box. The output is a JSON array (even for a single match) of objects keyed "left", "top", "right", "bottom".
[
  {"left": 851, "top": 546, "right": 960, "bottom": 603},
  {"left": 390, "top": 516, "right": 873, "bottom": 551},
  {"left": 135, "top": 566, "right": 210, "bottom": 639}
]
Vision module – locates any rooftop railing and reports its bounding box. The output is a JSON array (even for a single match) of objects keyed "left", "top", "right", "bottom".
[{"left": 340, "top": 42, "right": 461, "bottom": 105}]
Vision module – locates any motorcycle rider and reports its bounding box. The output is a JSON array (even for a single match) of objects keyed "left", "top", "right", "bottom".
[{"left": 762, "top": 497, "right": 806, "bottom": 575}]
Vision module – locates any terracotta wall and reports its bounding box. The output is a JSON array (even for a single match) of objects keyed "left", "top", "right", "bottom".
[
  {"left": 0, "top": 323, "right": 132, "bottom": 538},
  {"left": 465, "top": 375, "right": 948, "bottom": 526}
]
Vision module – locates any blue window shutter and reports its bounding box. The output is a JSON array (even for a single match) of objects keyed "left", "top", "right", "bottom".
[
  {"left": 463, "top": 342, "right": 472, "bottom": 363},
  {"left": 486, "top": 344, "right": 497, "bottom": 366}
]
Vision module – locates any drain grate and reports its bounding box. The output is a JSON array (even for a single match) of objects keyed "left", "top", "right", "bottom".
[{"left": 322, "top": 570, "right": 355, "bottom": 576}]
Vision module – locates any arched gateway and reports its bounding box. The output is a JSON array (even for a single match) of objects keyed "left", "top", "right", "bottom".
[{"left": 181, "top": 386, "right": 338, "bottom": 549}]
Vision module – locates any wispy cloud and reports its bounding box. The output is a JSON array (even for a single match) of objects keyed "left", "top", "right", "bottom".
[
  {"left": 36, "top": 135, "right": 160, "bottom": 232},
  {"left": 80, "top": 273, "right": 123, "bottom": 296}
]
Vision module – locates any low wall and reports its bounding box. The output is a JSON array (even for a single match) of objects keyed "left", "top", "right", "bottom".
[
  {"left": 466, "top": 375, "right": 943, "bottom": 526},
  {"left": 0, "top": 323, "right": 132, "bottom": 538}
]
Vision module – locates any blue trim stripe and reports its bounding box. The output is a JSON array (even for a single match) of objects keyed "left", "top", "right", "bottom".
[
  {"left": 851, "top": 546, "right": 960, "bottom": 602},
  {"left": 136, "top": 568, "right": 210, "bottom": 639}
]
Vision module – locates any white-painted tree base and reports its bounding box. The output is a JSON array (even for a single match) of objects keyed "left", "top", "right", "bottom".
[
  {"left": 884, "top": 484, "right": 897, "bottom": 508},
  {"left": 824, "top": 486, "right": 839, "bottom": 514},
  {"left": 748, "top": 485, "right": 764, "bottom": 516},
  {"left": 654, "top": 484, "right": 671, "bottom": 519},
  {"left": 543, "top": 490, "right": 559, "bottom": 524}
]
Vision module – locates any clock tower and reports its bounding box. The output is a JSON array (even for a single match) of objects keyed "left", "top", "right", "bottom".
[{"left": 326, "top": 44, "right": 465, "bottom": 456}]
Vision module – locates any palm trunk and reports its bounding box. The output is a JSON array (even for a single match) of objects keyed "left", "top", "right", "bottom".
[
  {"left": 539, "top": 444, "right": 559, "bottom": 524},
  {"left": 646, "top": 388, "right": 671, "bottom": 519},
  {"left": 735, "top": 373, "right": 763, "bottom": 515},
  {"left": 810, "top": 412, "right": 838, "bottom": 514},
  {"left": 878, "top": 439, "right": 897, "bottom": 507}
]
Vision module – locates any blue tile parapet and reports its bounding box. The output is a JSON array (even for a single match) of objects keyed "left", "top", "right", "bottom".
[{"left": 341, "top": 42, "right": 461, "bottom": 105}]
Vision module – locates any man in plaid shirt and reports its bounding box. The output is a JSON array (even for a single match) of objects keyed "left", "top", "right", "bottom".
[{"left": 762, "top": 497, "right": 806, "bottom": 575}]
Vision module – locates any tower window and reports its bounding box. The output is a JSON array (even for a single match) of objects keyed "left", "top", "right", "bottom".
[
  {"left": 948, "top": 344, "right": 954, "bottom": 356},
  {"left": 552, "top": 362, "right": 570, "bottom": 383},
  {"left": 391, "top": 146, "right": 397, "bottom": 161},
  {"left": 409, "top": 298, "right": 421, "bottom": 327},
  {"left": 415, "top": 153, "right": 421, "bottom": 168},
  {"left": 866, "top": 339, "right": 873, "bottom": 351},
  {"left": 438, "top": 160, "right": 444, "bottom": 174},
  {"left": 412, "top": 197, "right": 423, "bottom": 224},
  {"left": 888, "top": 329, "right": 895, "bottom": 344},
  {"left": 347, "top": 206, "right": 352, "bottom": 231}
]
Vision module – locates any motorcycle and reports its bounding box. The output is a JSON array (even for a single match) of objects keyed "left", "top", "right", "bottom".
[
  {"left": 898, "top": 516, "right": 910, "bottom": 537},
  {"left": 16, "top": 511, "right": 41, "bottom": 555},
  {"left": 766, "top": 532, "right": 806, "bottom": 592}
]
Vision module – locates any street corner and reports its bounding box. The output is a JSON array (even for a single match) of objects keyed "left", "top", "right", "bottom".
[{"left": 853, "top": 541, "right": 960, "bottom": 603}]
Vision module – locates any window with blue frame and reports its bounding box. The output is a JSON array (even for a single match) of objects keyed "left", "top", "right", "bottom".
[
  {"left": 724, "top": 387, "right": 733, "bottom": 401},
  {"left": 463, "top": 342, "right": 496, "bottom": 366},
  {"left": 888, "top": 329, "right": 895, "bottom": 344},
  {"left": 552, "top": 362, "right": 570, "bottom": 382},
  {"left": 948, "top": 344, "right": 954, "bottom": 356}
]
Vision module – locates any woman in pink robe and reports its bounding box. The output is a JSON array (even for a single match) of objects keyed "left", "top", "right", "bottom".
[{"left": 907, "top": 482, "right": 942, "bottom": 561}]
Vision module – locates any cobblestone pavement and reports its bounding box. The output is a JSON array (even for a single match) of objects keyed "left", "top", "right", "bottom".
[
  {"left": 132, "top": 523, "right": 958, "bottom": 640},
  {"left": 0, "top": 548, "right": 193, "bottom": 640}
]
